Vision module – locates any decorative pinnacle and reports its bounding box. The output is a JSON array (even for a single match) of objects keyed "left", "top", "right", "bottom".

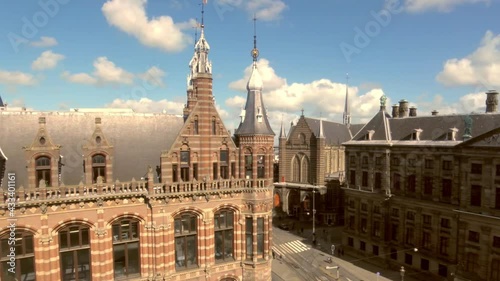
[{"left": 201, "top": 0, "right": 205, "bottom": 28}]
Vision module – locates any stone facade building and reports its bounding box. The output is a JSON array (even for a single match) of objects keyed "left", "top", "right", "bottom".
[
  {"left": 0, "top": 18, "right": 274, "bottom": 281},
  {"left": 274, "top": 112, "right": 363, "bottom": 226},
  {"left": 343, "top": 92, "right": 500, "bottom": 281}
]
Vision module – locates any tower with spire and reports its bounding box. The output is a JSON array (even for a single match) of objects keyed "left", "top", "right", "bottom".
[
  {"left": 343, "top": 73, "right": 351, "bottom": 127},
  {"left": 234, "top": 16, "right": 274, "bottom": 281}
]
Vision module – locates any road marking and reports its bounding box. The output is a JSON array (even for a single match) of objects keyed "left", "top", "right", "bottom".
[{"left": 273, "top": 240, "right": 311, "bottom": 256}]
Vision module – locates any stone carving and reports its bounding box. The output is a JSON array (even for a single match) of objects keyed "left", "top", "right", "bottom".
[
  {"left": 95, "top": 228, "right": 107, "bottom": 238},
  {"left": 39, "top": 179, "right": 46, "bottom": 188},
  {"left": 484, "top": 134, "right": 500, "bottom": 144},
  {"left": 40, "top": 203, "right": 48, "bottom": 214},
  {"left": 380, "top": 95, "right": 387, "bottom": 107},
  {"left": 96, "top": 198, "right": 104, "bottom": 207}
]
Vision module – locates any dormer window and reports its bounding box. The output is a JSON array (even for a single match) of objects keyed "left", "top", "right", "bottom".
[
  {"left": 412, "top": 129, "right": 423, "bottom": 141},
  {"left": 92, "top": 154, "right": 106, "bottom": 183},
  {"left": 256, "top": 107, "right": 263, "bottom": 123},
  {"left": 447, "top": 128, "right": 458, "bottom": 141},
  {"left": 365, "top": 130, "right": 375, "bottom": 140},
  {"left": 36, "top": 156, "right": 51, "bottom": 187}
]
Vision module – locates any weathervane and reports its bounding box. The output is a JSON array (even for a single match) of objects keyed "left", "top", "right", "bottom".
[{"left": 251, "top": 14, "right": 259, "bottom": 61}]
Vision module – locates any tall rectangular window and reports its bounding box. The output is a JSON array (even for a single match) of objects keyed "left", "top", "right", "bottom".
[
  {"left": 422, "top": 231, "right": 431, "bottom": 249},
  {"left": 374, "top": 173, "right": 382, "bottom": 190},
  {"left": 391, "top": 224, "right": 399, "bottom": 241},
  {"left": 497, "top": 164, "right": 500, "bottom": 176},
  {"left": 230, "top": 162, "right": 236, "bottom": 179},
  {"left": 491, "top": 259, "right": 500, "bottom": 281},
  {"left": 405, "top": 228, "right": 414, "bottom": 245},
  {"left": 362, "top": 171, "right": 368, "bottom": 187},
  {"left": 214, "top": 210, "right": 234, "bottom": 262},
  {"left": 180, "top": 151, "right": 190, "bottom": 181},
  {"left": 257, "top": 155, "right": 265, "bottom": 179},
  {"left": 172, "top": 164, "right": 178, "bottom": 182},
  {"left": 0, "top": 232, "right": 35, "bottom": 281},
  {"left": 393, "top": 173, "right": 401, "bottom": 191},
  {"left": 373, "top": 221, "right": 381, "bottom": 238},
  {"left": 423, "top": 177, "right": 433, "bottom": 195},
  {"left": 245, "top": 218, "right": 253, "bottom": 260},
  {"left": 349, "top": 170, "right": 356, "bottom": 186},
  {"left": 113, "top": 219, "right": 140, "bottom": 277},
  {"left": 174, "top": 215, "right": 197, "bottom": 270},
  {"left": 193, "top": 163, "right": 198, "bottom": 181},
  {"left": 257, "top": 218, "right": 264, "bottom": 259},
  {"left": 213, "top": 163, "right": 218, "bottom": 180},
  {"left": 439, "top": 236, "right": 449, "bottom": 256},
  {"left": 194, "top": 118, "right": 199, "bottom": 134},
  {"left": 181, "top": 167, "right": 190, "bottom": 182},
  {"left": 220, "top": 150, "right": 229, "bottom": 179},
  {"left": 407, "top": 175, "right": 416, "bottom": 193},
  {"left": 245, "top": 155, "right": 253, "bottom": 179},
  {"left": 468, "top": 231, "right": 480, "bottom": 243},
  {"left": 442, "top": 179, "right": 452, "bottom": 200},
  {"left": 470, "top": 185, "right": 482, "bottom": 206},
  {"left": 424, "top": 159, "right": 434, "bottom": 169}
]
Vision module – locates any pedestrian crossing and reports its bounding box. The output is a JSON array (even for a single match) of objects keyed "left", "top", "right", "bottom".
[{"left": 273, "top": 240, "right": 311, "bottom": 257}]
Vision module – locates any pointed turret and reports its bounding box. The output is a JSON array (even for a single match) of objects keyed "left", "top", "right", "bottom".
[
  {"left": 235, "top": 17, "right": 274, "bottom": 136},
  {"left": 184, "top": 3, "right": 213, "bottom": 119},
  {"left": 279, "top": 118, "right": 286, "bottom": 139},
  {"left": 0, "top": 95, "right": 4, "bottom": 107},
  {"left": 343, "top": 73, "right": 351, "bottom": 127}
]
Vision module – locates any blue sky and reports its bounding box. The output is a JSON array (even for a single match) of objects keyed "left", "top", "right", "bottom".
[{"left": 0, "top": 0, "right": 499, "bottom": 133}]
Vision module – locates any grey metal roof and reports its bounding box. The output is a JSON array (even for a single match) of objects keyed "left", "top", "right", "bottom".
[
  {"left": 235, "top": 90, "right": 274, "bottom": 136},
  {"left": 348, "top": 124, "right": 365, "bottom": 138},
  {"left": 347, "top": 109, "right": 500, "bottom": 145},
  {"left": 304, "top": 117, "right": 353, "bottom": 144},
  {"left": 0, "top": 111, "right": 184, "bottom": 187}
]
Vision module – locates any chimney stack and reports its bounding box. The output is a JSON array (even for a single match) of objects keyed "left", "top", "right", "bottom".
[
  {"left": 392, "top": 104, "right": 399, "bottom": 118},
  {"left": 431, "top": 110, "right": 439, "bottom": 116},
  {"left": 486, "top": 90, "right": 499, "bottom": 113},
  {"left": 409, "top": 106, "right": 417, "bottom": 117},
  {"left": 398, "top": 99, "right": 409, "bottom": 118}
]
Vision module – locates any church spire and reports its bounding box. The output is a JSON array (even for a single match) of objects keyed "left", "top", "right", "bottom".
[
  {"left": 319, "top": 114, "right": 324, "bottom": 138},
  {"left": 279, "top": 116, "right": 286, "bottom": 139},
  {"left": 343, "top": 73, "right": 351, "bottom": 127},
  {"left": 235, "top": 16, "right": 274, "bottom": 136}
]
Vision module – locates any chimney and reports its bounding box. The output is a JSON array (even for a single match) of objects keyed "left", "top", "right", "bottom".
[
  {"left": 486, "top": 90, "right": 499, "bottom": 113},
  {"left": 409, "top": 106, "right": 417, "bottom": 117},
  {"left": 431, "top": 110, "right": 439, "bottom": 116},
  {"left": 398, "top": 99, "right": 409, "bottom": 118},
  {"left": 392, "top": 104, "right": 399, "bottom": 118}
]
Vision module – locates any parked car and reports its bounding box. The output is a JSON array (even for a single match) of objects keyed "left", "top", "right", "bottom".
[{"left": 278, "top": 223, "right": 289, "bottom": 230}]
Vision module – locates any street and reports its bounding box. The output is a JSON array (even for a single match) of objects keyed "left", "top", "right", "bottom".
[{"left": 271, "top": 223, "right": 422, "bottom": 281}]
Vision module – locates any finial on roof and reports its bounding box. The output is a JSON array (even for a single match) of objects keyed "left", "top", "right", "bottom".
[
  {"left": 380, "top": 95, "right": 387, "bottom": 111},
  {"left": 301, "top": 108, "right": 304, "bottom": 116},
  {"left": 251, "top": 14, "right": 259, "bottom": 62},
  {"left": 201, "top": 0, "right": 205, "bottom": 28},
  {"left": 343, "top": 73, "right": 351, "bottom": 126}
]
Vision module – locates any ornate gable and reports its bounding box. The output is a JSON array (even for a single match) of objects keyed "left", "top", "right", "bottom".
[
  {"left": 82, "top": 117, "right": 114, "bottom": 184},
  {"left": 459, "top": 127, "right": 500, "bottom": 148},
  {"left": 24, "top": 116, "right": 61, "bottom": 188}
]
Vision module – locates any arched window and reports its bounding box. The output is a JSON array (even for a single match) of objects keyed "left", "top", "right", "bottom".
[
  {"left": 245, "top": 153, "right": 253, "bottom": 179},
  {"left": 174, "top": 213, "right": 198, "bottom": 270},
  {"left": 92, "top": 154, "right": 106, "bottom": 183},
  {"left": 36, "top": 156, "right": 51, "bottom": 187},
  {"left": 301, "top": 157, "right": 309, "bottom": 183},
  {"left": 59, "top": 225, "right": 91, "bottom": 281},
  {"left": 112, "top": 219, "right": 140, "bottom": 279},
  {"left": 214, "top": 210, "right": 234, "bottom": 262},
  {"left": 292, "top": 156, "right": 300, "bottom": 182},
  {"left": 0, "top": 231, "right": 35, "bottom": 280},
  {"left": 194, "top": 116, "right": 199, "bottom": 135}
]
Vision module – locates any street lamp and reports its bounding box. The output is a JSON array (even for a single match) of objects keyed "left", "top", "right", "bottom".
[
  {"left": 400, "top": 266, "right": 405, "bottom": 281},
  {"left": 312, "top": 189, "right": 316, "bottom": 244}
]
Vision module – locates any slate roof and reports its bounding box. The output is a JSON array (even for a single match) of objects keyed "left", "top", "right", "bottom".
[
  {"left": 235, "top": 90, "right": 274, "bottom": 136},
  {"left": 0, "top": 95, "right": 4, "bottom": 107},
  {"left": 347, "top": 108, "right": 500, "bottom": 145},
  {"left": 0, "top": 111, "right": 184, "bottom": 187},
  {"left": 304, "top": 117, "right": 353, "bottom": 144}
]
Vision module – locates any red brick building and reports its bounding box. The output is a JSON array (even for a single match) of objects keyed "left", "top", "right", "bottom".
[{"left": 0, "top": 19, "right": 274, "bottom": 281}]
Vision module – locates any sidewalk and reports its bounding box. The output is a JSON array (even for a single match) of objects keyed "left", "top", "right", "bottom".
[{"left": 274, "top": 217, "right": 423, "bottom": 281}]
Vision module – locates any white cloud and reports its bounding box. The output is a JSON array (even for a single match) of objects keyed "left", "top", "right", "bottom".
[
  {"left": 225, "top": 59, "right": 388, "bottom": 137},
  {"left": 215, "top": 0, "right": 286, "bottom": 21},
  {"left": 436, "top": 31, "right": 500, "bottom": 88},
  {"left": 62, "top": 57, "right": 134, "bottom": 85},
  {"left": 102, "top": 0, "right": 194, "bottom": 52},
  {"left": 138, "top": 66, "right": 166, "bottom": 87},
  {"left": 229, "top": 59, "right": 286, "bottom": 92},
  {"left": 413, "top": 92, "right": 488, "bottom": 116},
  {"left": 31, "top": 50, "right": 65, "bottom": 70},
  {"left": 0, "top": 70, "right": 37, "bottom": 85},
  {"left": 106, "top": 97, "right": 184, "bottom": 113},
  {"left": 61, "top": 72, "right": 97, "bottom": 85},
  {"left": 29, "top": 36, "right": 58, "bottom": 47},
  {"left": 396, "top": 0, "right": 489, "bottom": 13}
]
